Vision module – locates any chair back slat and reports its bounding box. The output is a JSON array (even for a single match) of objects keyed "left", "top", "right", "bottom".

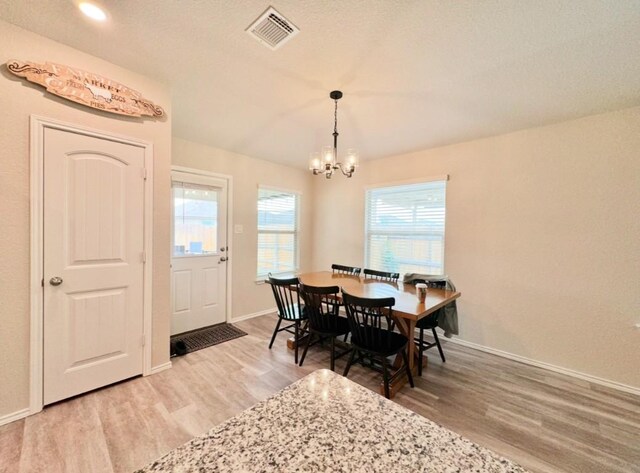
[
  {"left": 363, "top": 268, "right": 400, "bottom": 283},
  {"left": 268, "top": 274, "right": 302, "bottom": 321},
  {"left": 342, "top": 290, "right": 395, "bottom": 351},
  {"left": 331, "top": 264, "right": 362, "bottom": 276},
  {"left": 299, "top": 284, "right": 341, "bottom": 332}
]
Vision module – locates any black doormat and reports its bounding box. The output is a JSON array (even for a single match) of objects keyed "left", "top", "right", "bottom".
[{"left": 171, "top": 323, "right": 247, "bottom": 356}]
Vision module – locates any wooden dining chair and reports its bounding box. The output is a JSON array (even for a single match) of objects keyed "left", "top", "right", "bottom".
[
  {"left": 267, "top": 274, "right": 308, "bottom": 364},
  {"left": 341, "top": 290, "right": 414, "bottom": 399},
  {"left": 331, "top": 263, "right": 361, "bottom": 276},
  {"left": 298, "top": 284, "right": 351, "bottom": 371},
  {"left": 412, "top": 279, "right": 447, "bottom": 374},
  {"left": 363, "top": 268, "right": 400, "bottom": 283}
]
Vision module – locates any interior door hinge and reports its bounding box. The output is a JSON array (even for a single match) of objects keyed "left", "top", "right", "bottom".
[
  {"left": 141, "top": 251, "right": 146, "bottom": 263},
  {"left": 141, "top": 334, "right": 146, "bottom": 347},
  {"left": 141, "top": 168, "right": 147, "bottom": 180}
]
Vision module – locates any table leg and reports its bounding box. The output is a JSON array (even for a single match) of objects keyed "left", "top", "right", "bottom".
[{"left": 380, "top": 318, "right": 423, "bottom": 398}]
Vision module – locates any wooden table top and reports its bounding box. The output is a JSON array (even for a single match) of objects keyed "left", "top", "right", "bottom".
[{"left": 297, "top": 271, "right": 461, "bottom": 321}]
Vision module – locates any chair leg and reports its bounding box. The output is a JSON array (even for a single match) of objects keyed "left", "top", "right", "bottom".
[
  {"left": 298, "top": 331, "right": 314, "bottom": 367},
  {"left": 330, "top": 336, "right": 336, "bottom": 371},
  {"left": 343, "top": 348, "right": 357, "bottom": 377},
  {"left": 432, "top": 328, "right": 446, "bottom": 362},
  {"left": 268, "top": 317, "right": 282, "bottom": 349},
  {"left": 294, "top": 322, "right": 299, "bottom": 365},
  {"left": 401, "top": 349, "right": 415, "bottom": 388},
  {"left": 418, "top": 327, "right": 424, "bottom": 376},
  {"left": 381, "top": 356, "right": 391, "bottom": 399}
]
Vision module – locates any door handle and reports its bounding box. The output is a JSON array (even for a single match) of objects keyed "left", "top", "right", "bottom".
[
  {"left": 49, "top": 276, "right": 63, "bottom": 286},
  {"left": 219, "top": 256, "right": 228, "bottom": 263}
]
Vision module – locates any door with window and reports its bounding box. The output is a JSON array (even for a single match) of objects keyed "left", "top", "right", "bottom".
[{"left": 171, "top": 171, "right": 228, "bottom": 335}]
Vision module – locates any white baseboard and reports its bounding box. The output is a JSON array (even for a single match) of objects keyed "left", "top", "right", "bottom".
[
  {"left": 230, "top": 307, "right": 276, "bottom": 323},
  {"left": 0, "top": 407, "right": 30, "bottom": 427},
  {"left": 149, "top": 361, "right": 172, "bottom": 375},
  {"left": 444, "top": 336, "right": 640, "bottom": 396}
]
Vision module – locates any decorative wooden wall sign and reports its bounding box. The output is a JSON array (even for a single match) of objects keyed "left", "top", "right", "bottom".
[{"left": 6, "top": 59, "right": 165, "bottom": 118}]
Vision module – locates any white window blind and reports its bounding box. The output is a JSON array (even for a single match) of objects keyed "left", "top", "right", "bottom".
[
  {"left": 365, "top": 180, "right": 446, "bottom": 277},
  {"left": 257, "top": 187, "right": 299, "bottom": 277}
]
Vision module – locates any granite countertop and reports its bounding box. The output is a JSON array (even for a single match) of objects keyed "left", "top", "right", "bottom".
[{"left": 137, "top": 369, "right": 527, "bottom": 472}]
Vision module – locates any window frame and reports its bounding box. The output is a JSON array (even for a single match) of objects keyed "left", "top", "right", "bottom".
[
  {"left": 256, "top": 185, "right": 301, "bottom": 279},
  {"left": 364, "top": 175, "right": 449, "bottom": 277}
]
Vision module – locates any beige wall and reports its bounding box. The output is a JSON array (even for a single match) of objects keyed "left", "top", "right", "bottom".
[
  {"left": 0, "top": 21, "right": 172, "bottom": 417},
  {"left": 312, "top": 106, "right": 640, "bottom": 389},
  {"left": 1, "top": 19, "right": 637, "bottom": 422},
  {"left": 172, "top": 137, "right": 315, "bottom": 320}
]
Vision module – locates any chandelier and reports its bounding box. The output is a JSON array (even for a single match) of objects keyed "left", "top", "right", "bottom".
[{"left": 309, "top": 90, "right": 359, "bottom": 178}]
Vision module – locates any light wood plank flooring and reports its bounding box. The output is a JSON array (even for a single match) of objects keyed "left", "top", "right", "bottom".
[{"left": 1, "top": 314, "right": 638, "bottom": 473}]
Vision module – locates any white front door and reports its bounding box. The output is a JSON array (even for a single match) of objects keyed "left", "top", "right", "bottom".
[
  {"left": 171, "top": 171, "right": 228, "bottom": 335},
  {"left": 43, "top": 128, "right": 146, "bottom": 405}
]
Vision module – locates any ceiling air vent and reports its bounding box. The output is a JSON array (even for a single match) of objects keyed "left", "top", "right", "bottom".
[{"left": 246, "top": 6, "right": 299, "bottom": 50}]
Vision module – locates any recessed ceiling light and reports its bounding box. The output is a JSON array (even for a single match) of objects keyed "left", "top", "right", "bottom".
[{"left": 78, "top": 2, "right": 107, "bottom": 21}]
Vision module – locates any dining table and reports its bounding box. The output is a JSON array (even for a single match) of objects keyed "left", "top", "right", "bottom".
[{"left": 293, "top": 271, "right": 461, "bottom": 397}]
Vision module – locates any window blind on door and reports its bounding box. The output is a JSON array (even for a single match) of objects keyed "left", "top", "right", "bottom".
[
  {"left": 257, "top": 187, "right": 299, "bottom": 277},
  {"left": 365, "top": 180, "right": 446, "bottom": 277}
]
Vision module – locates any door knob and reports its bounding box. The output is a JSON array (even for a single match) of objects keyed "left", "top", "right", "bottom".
[
  {"left": 49, "top": 276, "right": 63, "bottom": 286},
  {"left": 219, "top": 256, "right": 228, "bottom": 262}
]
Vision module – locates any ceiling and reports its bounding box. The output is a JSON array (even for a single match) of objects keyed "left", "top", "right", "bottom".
[{"left": 1, "top": 0, "right": 639, "bottom": 168}]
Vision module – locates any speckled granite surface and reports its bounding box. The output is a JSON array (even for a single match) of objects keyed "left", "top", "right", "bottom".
[{"left": 136, "top": 369, "right": 527, "bottom": 472}]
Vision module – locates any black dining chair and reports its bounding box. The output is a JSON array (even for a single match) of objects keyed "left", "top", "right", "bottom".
[
  {"left": 363, "top": 268, "right": 400, "bottom": 283},
  {"left": 298, "top": 284, "right": 351, "bottom": 371},
  {"left": 412, "top": 279, "right": 447, "bottom": 375},
  {"left": 331, "top": 264, "right": 361, "bottom": 276},
  {"left": 267, "top": 274, "right": 308, "bottom": 364},
  {"left": 341, "top": 290, "right": 414, "bottom": 399}
]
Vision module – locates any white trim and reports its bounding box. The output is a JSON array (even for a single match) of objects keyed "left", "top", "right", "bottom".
[
  {"left": 0, "top": 408, "right": 31, "bottom": 427},
  {"left": 30, "top": 115, "right": 154, "bottom": 413},
  {"left": 172, "top": 170, "right": 227, "bottom": 188},
  {"left": 142, "top": 143, "right": 154, "bottom": 377},
  {"left": 170, "top": 166, "right": 233, "bottom": 323},
  {"left": 445, "top": 337, "right": 640, "bottom": 396},
  {"left": 257, "top": 184, "right": 302, "bottom": 195},
  {"left": 149, "top": 361, "right": 173, "bottom": 375},
  {"left": 172, "top": 165, "right": 233, "bottom": 181},
  {"left": 231, "top": 307, "right": 276, "bottom": 323},
  {"left": 365, "top": 174, "right": 449, "bottom": 190},
  {"left": 29, "top": 116, "right": 45, "bottom": 416}
]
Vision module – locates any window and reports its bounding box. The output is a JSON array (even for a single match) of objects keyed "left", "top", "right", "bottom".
[
  {"left": 257, "top": 187, "right": 299, "bottom": 277},
  {"left": 172, "top": 181, "right": 218, "bottom": 256},
  {"left": 365, "top": 179, "right": 447, "bottom": 277}
]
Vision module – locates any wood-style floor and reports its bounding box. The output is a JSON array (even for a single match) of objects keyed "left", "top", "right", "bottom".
[{"left": 1, "top": 314, "right": 639, "bottom": 473}]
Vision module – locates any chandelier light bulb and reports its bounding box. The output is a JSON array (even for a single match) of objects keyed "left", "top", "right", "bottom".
[{"left": 309, "top": 152, "right": 321, "bottom": 172}]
